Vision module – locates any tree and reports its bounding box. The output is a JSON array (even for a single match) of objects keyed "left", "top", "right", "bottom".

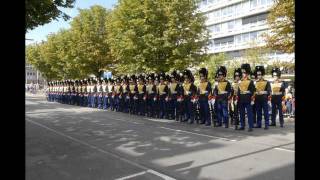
[
  {"left": 265, "top": 0, "right": 295, "bottom": 53},
  {"left": 70, "top": 5, "right": 114, "bottom": 77},
  {"left": 107, "top": 0, "right": 209, "bottom": 73},
  {"left": 26, "top": 0, "right": 76, "bottom": 32}
]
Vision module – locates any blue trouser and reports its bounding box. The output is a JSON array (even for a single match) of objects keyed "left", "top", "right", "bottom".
[
  {"left": 271, "top": 101, "right": 284, "bottom": 125},
  {"left": 91, "top": 95, "right": 97, "bottom": 108},
  {"left": 159, "top": 97, "right": 167, "bottom": 118},
  {"left": 239, "top": 102, "right": 254, "bottom": 129},
  {"left": 110, "top": 96, "right": 115, "bottom": 110},
  {"left": 87, "top": 94, "right": 91, "bottom": 107},
  {"left": 79, "top": 95, "right": 83, "bottom": 106},
  {"left": 114, "top": 96, "right": 120, "bottom": 111},
  {"left": 176, "top": 99, "right": 184, "bottom": 120},
  {"left": 184, "top": 98, "right": 194, "bottom": 122},
  {"left": 123, "top": 95, "right": 130, "bottom": 113},
  {"left": 168, "top": 98, "right": 177, "bottom": 119},
  {"left": 103, "top": 96, "right": 109, "bottom": 109},
  {"left": 252, "top": 103, "right": 257, "bottom": 124},
  {"left": 146, "top": 98, "right": 153, "bottom": 116},
  {"left": 199, "top": 98, "right": 210, "bottom": 125},
  {"left": 137, "top": 95, "right": 145, "bottom": 115},
  {"left": 256, "top": 100, "right": 269, "bottom": 127},
  {"left": 119, "top": 96, "right": 124, "bottom": 112},
  {"left": 216, "top": 100, "right": 228, "bottom": 126},
  {"left": 129, "top": 96, "right": 135, "bottom": 114},
  {"left": 97, "top": 95, "right": 103, "bottom": 109}
]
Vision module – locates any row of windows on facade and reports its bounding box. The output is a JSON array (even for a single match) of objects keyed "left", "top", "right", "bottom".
[
  {"left": 203, "top": 0, "right": 273, "bottom": 22},
  {"left": 207, "top": 12, "right": 267, "bottom": 34},
  {"left": 27, "top": 72, "right": 38, "bottom": 76},
  {"left": 209, "top": 29, "right": 267, "bottom": 49},
  {"left": 224, "top": 50, "right": 292, "bottom": 58}
]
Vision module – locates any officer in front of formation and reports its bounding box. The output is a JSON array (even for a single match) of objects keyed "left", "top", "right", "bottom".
[
  {"left": 253, "top": 65, "right": 271, "bottom": 129},
  {"left": 270, "top": 67, "right": 286, "bottom": 128},
  {"left": 238, "top": 63, "right": 256, "bottom": 132},
  {"left": 213, "top": 66, "right": 232, "bottom": 128},
  {"left": 197, "top": 68, "right": 212, "bottom": 126}
]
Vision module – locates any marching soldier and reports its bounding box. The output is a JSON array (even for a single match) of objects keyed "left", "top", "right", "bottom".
[
  {"left": 137, "top": 75, "right": 147, "bottom": 116},
  {"left": 230, "top": 68, "right": 241, "bottom": 129},
  {"left": 129, "top": 75, "right": 138, "bottom": 114},
  {"left": 253, "top": 65, "right": 271, "bottom": 129},
  {"left": 157, "top": 72, "right": 169, "bottom": 119},
  {"left": 197, "top": 68, "right": 212, "bottom": 126},
  {"left": 79, "top": 80, "right": 84, "bottom": 106},
  {"left": 83, "top": 79, "right": 89, "bottom": 107},
  {"left": 182, "top": 69, "right": 197, "bottom": 124},
  {"left": 213, "top": 66, "right": 232, "bottom": 128},
  {"left": 92, "top": 79, "right": 98, "bottom": 108},
  {"left": 238, "top": 64, "right": 255, "bottom": 132},
  {"left": 270, "top": 67, "right": 286, "bottom": 127},
  {"left": 70, "top": 80, "right": 76, "bottom": 105}
]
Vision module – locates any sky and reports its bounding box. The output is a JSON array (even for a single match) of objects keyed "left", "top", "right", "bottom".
[{"left": 26, "top": 0, "right": 118, "bottom": 45}]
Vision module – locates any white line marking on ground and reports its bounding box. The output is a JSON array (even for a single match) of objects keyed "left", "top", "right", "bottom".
[
  {"left": 114, "top": 171, "right": 147, "bottom": 180},
  {"left": 26, "top": 119, "right": 176, "bottom": 180},
  {"left": 147, "top": 169, "right": 177, "bottom": 180},
  {"left": 145, "top": 118, "right": 175, "bottom": 123},
  {"left": 273, "top": 148, "right": 295, "bottom": 152},
  {"left": 159, "top": 127, "right": 237, "bottom": 142}
]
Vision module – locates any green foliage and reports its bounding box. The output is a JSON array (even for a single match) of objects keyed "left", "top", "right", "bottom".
[
  {"left": 26, "top": 0, "right": 76, "bottom": 32},
  {"left": 265, "top": 0, "right": 295, "bottom": 53},
  {"left": 107, "top": 0, "right": 209, "bottom": 73}
]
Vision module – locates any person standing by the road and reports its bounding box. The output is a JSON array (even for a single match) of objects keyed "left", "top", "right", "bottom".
[
  {"left": 253, "top": 66, "right": 271, "bottom": 130},
  {"left": 238, "top": 63, "right": 255, "bottom": 132},
  {"left": 270, "top": 67, "right": 286, "bottom": 128}
]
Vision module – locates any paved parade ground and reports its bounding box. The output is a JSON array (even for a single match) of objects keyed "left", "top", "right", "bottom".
[{"left": 26, "top": 93, "right": 294, "bottom": 180}]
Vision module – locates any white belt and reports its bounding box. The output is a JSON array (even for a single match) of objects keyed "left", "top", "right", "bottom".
[
  {"left": 240, "top": 91, "right": 250, "bottom": 94},
  {"left": 160, "top": 92, "right": 166, "bottom": 95},
  {"left": 139, "top": 92, "right": 144, "bottom": 94},
  {"left": 272, "top": 92, "right": 282, "bottom": 95},
  {"left": 218, "top": 91, "right": 227, "bottom": 95},
  {"left": 171, "top": 91, "right": 177, "bottom": 94},
  {"left": 257, "top": 91, "right": 268, "bottom": 95}
]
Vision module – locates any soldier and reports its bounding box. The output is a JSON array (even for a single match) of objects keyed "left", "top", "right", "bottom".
[
  {"left": 251, "top": 73, "right": 257, "bottom": 125},
  {"left": 146, "top": 73, "right": 157, "bottom": 117},
  {"left": 238, "top": 64, "right": 255, "bottom": 132},
  {"left": 47, "top": 82, "right": 51, "bottom": 102},
  {"left": 167, "top": 71, "right": 179, "bottom": 120},
  {"left": 182, "top": 69, "right": 197, "bottom": 124},
  {"left": 270, "top": 67, "right": 286, "bottom": 127},
  {"left": 137, "top": 74, "right": 147, "bottom": 116},
  {"left": 102, "top": 78, "right": 108, "bottom": 110},
  {"left": 213, "top": 66, "right": 232, "bottom": 128},
  {"left": 78, "top": 80, "right": 84, "bottom": 106},
  {"left": 107, "top": 78, "right": 114, "bottom": 110},
  {"left": 197, "top": 68, "right": 212, "bottom": 126},
  {"left": 86, "top": 79, "right": 92, "bottom": 107},
  {"left": 157, "top": 72, "right": 169, "bottom": 119},
  {"left": 153, "top": 74, "right": 160, "bottom": 118},
  {"left": 70, "top": 80, "right": 76, "bottom": 105},
  {"left": 253, "top": 65, "right": 271, "bottom": 129},
  {"left": 97, "top": 78, "right": 104, "bottom": 109},
  {"left": 176, "top": 72, "right": 185, "bottom": 122},
  {"left": 67, "top": 80, "right": 72, "bottom": 105},
  {"left": 129, "top": 75, "right": 138, "bottom": 114},
  {"left": 121, "top": 76, "right": 130, "bottom": 113},
  {"left": 113, "top": 77, "right": 123, "bottom": 111},
  {"left": 230, "top": 68, "right": 241, "bottom": 129},
  {"left": 83, "top": 79, "right": 88, "bottom": 107}
]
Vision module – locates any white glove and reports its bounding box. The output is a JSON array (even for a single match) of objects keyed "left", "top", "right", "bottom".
[
  {"left": 268, "top": 101, "right": 271, "bottom": 106},
  {"left": 251, "top": 101, "right": 254, "bottom": 105}
]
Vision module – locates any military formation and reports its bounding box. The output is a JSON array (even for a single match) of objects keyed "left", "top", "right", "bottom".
[{"left": 46, "top": 63, "right": 286, "bottom": 132}]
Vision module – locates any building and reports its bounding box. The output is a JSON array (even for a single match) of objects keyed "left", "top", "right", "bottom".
[
  {"left": 198, "top": 0, "right": 294, "bottom": 62},
  {"left": 26, "top": 63, "right": 46, "bottom": 85}
]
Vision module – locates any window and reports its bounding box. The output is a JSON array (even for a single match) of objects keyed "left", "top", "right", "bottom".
[
  {"left": 250, "top": 31, "right": 258, "bottom": 41},
  {"left": 235, "top": 34, "right": 242, "bottom": 44},
  {"left": 235, "top": 3, "right": 242, "bottom": 15},
  {"left": 261, "top": 0, "right": 267, "bottom": 5},
  {"left": 214, "top": 24, "right": 221, "bottom": 33},
  {"left": 222, "top": 7, "right": 228, "bottom": 16},
  {"left": 227, "top": 21, "right": 234, "bottom": 30},
  {"left": 250, "top": 0, "right": 257, "bottom": 8},
  {"left": 242, "top": 33, "right": 249, "bottom": 42}
]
